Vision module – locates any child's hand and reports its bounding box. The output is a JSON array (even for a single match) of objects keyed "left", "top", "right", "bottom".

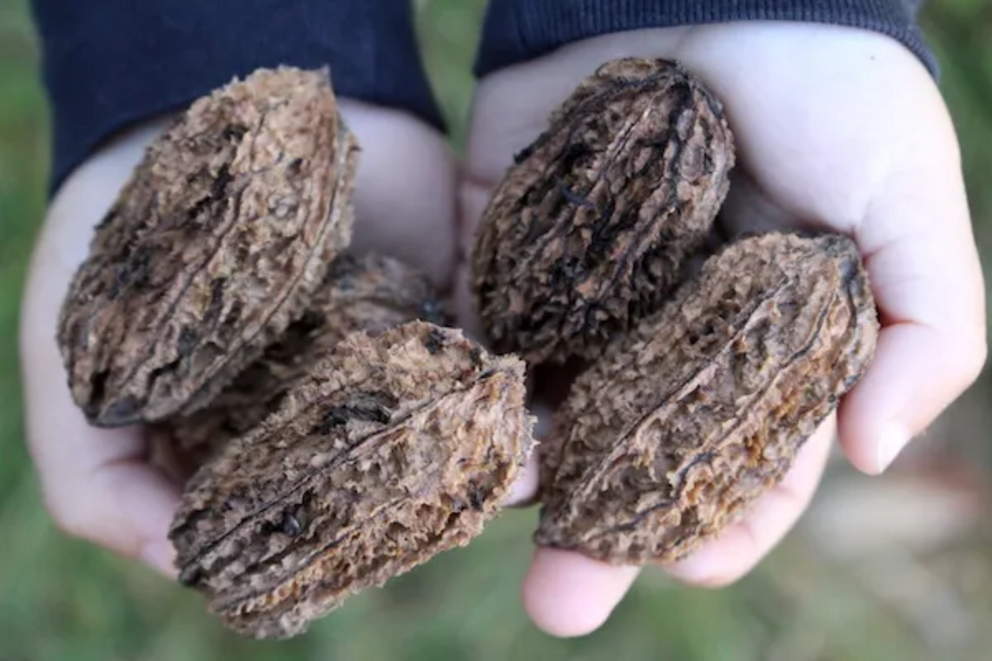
[
  {"left": 18, "top": 101, "right": 457, "bottom": 578},
  {"left": 457, "top": 22, "right": 986, "bottom": 637}
]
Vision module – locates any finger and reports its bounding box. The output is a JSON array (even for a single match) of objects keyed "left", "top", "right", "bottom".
[
  {"left": 522, "top": 548, "right": 640, "bottom": 638},
  {"left": 338, "top": 100, "right": 457, "bottom": 290},
  {"left": 663, "top": 413, "right": 835, "bottom": 587},
  {"left": 510, "top": 368, "right": 640, "bottom": 636},
  {"left": 20, "top": 337, "right": 181, "bottom": 578},
  {"left": 39, "top": 430, "right": 182, "bottom": 579},
  {"left": 838, "top": 112, "right": 985, "bottom": 474}
]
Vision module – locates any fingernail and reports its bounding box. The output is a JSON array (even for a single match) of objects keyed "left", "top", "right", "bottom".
[
  {"left": 141, "top": 541, "right": 178, "bottom": 579},
  {"left": 876, "top": 424, "right": 911, "bottom": 474}
]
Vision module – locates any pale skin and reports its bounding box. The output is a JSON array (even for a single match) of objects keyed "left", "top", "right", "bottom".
[{"left": 20, "top": 23, "right": 986, "bottom": 638}]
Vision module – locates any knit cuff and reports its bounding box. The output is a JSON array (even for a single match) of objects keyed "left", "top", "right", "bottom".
[
  {"left": 474, "top": 0, "right": 936, "bottom": 78},
  {"left": 31, "top": 0, "right": 444, "bottom": 194}
]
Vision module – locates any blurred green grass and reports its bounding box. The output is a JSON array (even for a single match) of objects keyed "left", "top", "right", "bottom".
[{"left": 1, "top": 0, "right": 991, "bottom": 659}]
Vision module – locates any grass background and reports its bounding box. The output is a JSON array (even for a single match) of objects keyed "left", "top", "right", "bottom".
[{"left": 2, "top": 0, "right": 992, "bottom": 659}]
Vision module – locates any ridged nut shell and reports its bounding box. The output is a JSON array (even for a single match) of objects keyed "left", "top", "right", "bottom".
[
  {"left": 472, "top": 57, "right": 735, "bottom": 365},
  {"left": 168, "top": 252, "right": 452, "bottom": 463},
  {"left": 58, "top": 66, "right": 357, "bottom": 426},
  {"left": 169, "top": 322, "right": 535, "bottom": 639},
  {"left": 536, "top": 232, "right": 878, "bottom": 564}
]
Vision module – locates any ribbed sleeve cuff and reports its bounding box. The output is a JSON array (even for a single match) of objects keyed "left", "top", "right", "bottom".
[
  {"left": 475, "top": 0, "right": 936, "bottom": 78},
  {"left": 31, "top": 0, "right": 444, "bottom": 194}
]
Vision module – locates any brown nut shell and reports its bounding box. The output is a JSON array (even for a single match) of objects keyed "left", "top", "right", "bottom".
[
  {"left": 471, "top": 57, "right": 735, "bottom": 365},
  {"left": 58, "top": 66, "right": 357, "bottom": 426},
  {"left": 169, "top": 321, "right": 535, "bottom": 639},
  {"left": 168, "top": 252, "right": 452, "bottom": 463},
  {"left": 535, "top": 232, "right": 878, "bottom": 564}
]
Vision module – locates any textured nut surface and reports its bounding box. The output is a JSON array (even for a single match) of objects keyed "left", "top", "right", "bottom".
[
  {"left": 472, "top": 57, "right": 735, "bottom": 365},
  {"left": 169, "top": 322, "right": 535, "bottom": 639},
  {"left": 169, "top": 252, "right": 450, "bottom": 463},
  {"left": 536, "top": 232, "right": 878, "bottom": 565},
  {"left": 58, "top": 66, "right": 357, "bottom": 426}
]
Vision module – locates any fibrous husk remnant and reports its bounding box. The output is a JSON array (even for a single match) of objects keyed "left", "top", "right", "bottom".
[
  {"left": 535, "top": 232, "right": 878, "bottom": 565},
  {"left": 58, "top": 66, "right": 357, "bottom": 426},
  {"left": 472, "top": 57, "right": 735, "bottom": 366},
  {"left": 168, "top": 252, "right": 451, "bottom": 463},
  {"left": 170, "top": 321, "right": 535, "bottom": 639}
]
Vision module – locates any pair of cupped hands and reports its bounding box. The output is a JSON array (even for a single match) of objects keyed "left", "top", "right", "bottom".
[{"left": 19, "top": 24, "right": 986, "bottom": 637}]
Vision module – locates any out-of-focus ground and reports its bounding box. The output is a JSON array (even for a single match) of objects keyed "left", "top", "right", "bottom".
[{"left": 1, "top": 0, "right": 990, "bottom": 659}]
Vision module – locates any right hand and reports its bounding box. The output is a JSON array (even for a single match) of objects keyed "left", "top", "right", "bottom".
[{"left": 455, "top": 22, "right": 986, "bottom": 637}]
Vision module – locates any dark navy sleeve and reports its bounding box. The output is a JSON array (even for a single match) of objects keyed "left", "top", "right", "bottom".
[
  {"left": 475, "top": 0, "right": 936, "bottom": 79},
  {"left": 31, "top": 0, "right": 444, "bottom": 194}
]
